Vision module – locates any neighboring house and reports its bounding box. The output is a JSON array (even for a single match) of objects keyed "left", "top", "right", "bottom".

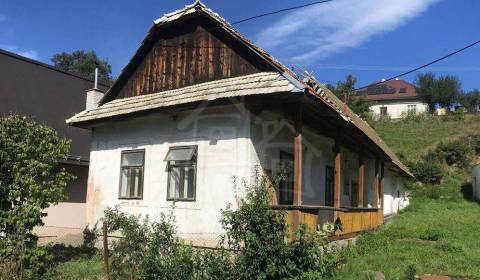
[
  {"left": 67, "top": 1, "right": 412, "bottom": 245},
  {"left": 358, "top": 79, "right": 428, "bottom": 119},
  {"left": 0, "top": 48, "right": 108, "bottom": 241},
  {"left": 473, "top": 163, "right": 480, "bottom": 201}
]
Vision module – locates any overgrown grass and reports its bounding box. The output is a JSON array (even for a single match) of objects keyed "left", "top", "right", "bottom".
[
  {"left": 374, "top": 114, "right": 480, "bottom": 162},
  {"left": 333, "top": 171, "right": 480, "bottom": 279},
  {"left": 44, "top": 254, "right": 103, "bottom": 280},
  {"left": 332, "top": 115, "right": 480, "bottom": 279}
]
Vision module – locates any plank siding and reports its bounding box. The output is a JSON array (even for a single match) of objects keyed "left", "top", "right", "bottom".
[{"left": 115, "top": 18, "right": 272, "bottom": 100}]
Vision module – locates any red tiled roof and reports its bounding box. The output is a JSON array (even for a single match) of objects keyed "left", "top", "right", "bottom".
[{"left": 358, "top": 79, "right": 420, "bottom": 101}]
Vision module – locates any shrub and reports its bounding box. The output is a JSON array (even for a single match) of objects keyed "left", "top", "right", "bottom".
[
  {"left": 410, "top": 161, "right": 444, "bottom": 184},
  {"left": 468, "top": 135, "right": 480, "bottom": 155},
  {"left": 435, "top": 140, "right": 473, "bottom": 167},
  {"left": 0, "top": 115, "right": 74, "bottom": 279},
  {"left": 103, "top": 174, "right": 341, "bottom": 280},
  {"left": 453, "top": 108, "right": 465, "bottom": 120}
]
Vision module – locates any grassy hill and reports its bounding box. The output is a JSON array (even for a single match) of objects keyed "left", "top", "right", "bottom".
[
  {"left": 375, "top": 114, "right": 480, "bottom": 162},
  {"left": 333, "top": 115, "right": 480, "bottom": 279}
]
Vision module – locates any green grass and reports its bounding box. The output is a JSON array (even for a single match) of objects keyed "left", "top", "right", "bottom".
[
  {"left": 331, "top": 115, "right": 480, "bottom": 279},
  {"left": 332, "top": 171, "right": 480, "bottom": 279},
  {"left": 374, "top": 114, "right": 480, "bottom": 162},
  {"left": 44, "top": 254, "right": 103, "bottom": 280}
]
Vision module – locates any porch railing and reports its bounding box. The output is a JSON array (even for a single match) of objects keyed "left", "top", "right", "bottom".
[{"left": 271, "top": 205, "right": 383, "bottom": 237}]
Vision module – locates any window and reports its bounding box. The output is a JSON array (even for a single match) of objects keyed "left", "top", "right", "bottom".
[
  {"left": 279, "top": 151, "right": 294, "bottom": 205},
  {"left": 350, "top": 180, "right": 358, "bottom": 207},
  {"left": 165, "top": 146, "right": 197, "bottom": 201},
  {"left": 407, "top": 104, "right": 417, "bottom": 115},
  {"left": 399, "top": 87, "right": 407, "bottom": 93},
  {"left": 119, "top": 150, "right": 145, "bottom": 199},
  {"left": 325, "top": 166, "right": 334, "bottom": 206},
  {"left": 380, "top": 106, "right": 388, "bottom": 116}
]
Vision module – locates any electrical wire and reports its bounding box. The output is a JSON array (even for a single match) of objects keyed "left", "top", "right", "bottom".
[
  {"left": 231, "top": 0, "right": 335, "bottom": 25},
  {"left": 355, "top": 39, "right": 480, "bottom": 91}
]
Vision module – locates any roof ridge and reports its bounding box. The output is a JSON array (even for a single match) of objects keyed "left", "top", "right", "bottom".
[{"left": 0, "top": 48, "right": 110, "bottom": 87}]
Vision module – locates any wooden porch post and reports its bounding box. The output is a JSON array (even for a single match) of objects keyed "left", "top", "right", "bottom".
[
  {"left": 334, "top": 142, "right": 341, "bottom": 209},
  {"left": 293, "top": 104, "right": 303, "bottom": 206},
  {"left": 373, "top": 158, "right": 380, "bottom": 208},
  {"left": 357, "top": 154, "right": 365, "bottom": 208}
]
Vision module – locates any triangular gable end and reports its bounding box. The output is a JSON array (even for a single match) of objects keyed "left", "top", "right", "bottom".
[{"left": 101, "top": 2, "right": 291, "bottom": 104}]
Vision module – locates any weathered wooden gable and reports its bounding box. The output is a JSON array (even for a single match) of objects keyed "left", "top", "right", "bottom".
[{"left": 113, "top": 16, "right": 275, "bottom": 100}]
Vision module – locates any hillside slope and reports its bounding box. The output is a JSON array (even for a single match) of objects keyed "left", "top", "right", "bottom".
[
  {"left": 333, "top": 115, "right": 480, "bottom": 279},
  {"left": 375, "top": 115, "right": 480, "bottom": 162}
]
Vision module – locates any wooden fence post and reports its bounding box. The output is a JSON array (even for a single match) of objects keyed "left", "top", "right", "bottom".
[{"left": 103, "top": 220, "right": 110, "bottom": 280}]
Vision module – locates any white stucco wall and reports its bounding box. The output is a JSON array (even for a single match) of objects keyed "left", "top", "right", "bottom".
[
  {"left": 472, "top": 164, "right": 480, "bottom": 201},
  {"left": 87, "top": 104, "right": 408, "bottom": 245},
  {"left": 87, "top": 105, "right": 254, "bottom": 245},
  {"left": 370, "top": 100, "right": 428, "bottom": 119},
  {"left": 383, "top": 168, "right": 409, "bottom": 216}
]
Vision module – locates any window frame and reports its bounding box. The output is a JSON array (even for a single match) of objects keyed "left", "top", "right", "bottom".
[
  {"left": 166, "top": 145, "right": 198, "bottom": 202},
  {"left": 380, "top": 106, "right": 388, "bottom": 116},
  {"left": 118, "top": 149, "right": 145, "bottom": 200}
]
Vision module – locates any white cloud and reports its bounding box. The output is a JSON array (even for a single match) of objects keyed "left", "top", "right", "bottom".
[
  {"left": 0, "top": 14, "right": 6, "bottom": 22},
  {"left": 0, "top": 44, "right": 39, "bottom": 60},
  {"left": 255, "top": 0, "right": 440, "bottom": 63}
]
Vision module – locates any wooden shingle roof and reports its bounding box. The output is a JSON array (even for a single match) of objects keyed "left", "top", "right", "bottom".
[{"left": 66, "top": 1, "right": 412, "bottom": 178}]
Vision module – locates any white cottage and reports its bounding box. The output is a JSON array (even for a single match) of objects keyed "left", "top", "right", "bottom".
[
  {"left": 67, "top": 2, "right": 412, "bottom": 245},
  {"left": 358, "top": 79, "right": 428, "bottom": 119}
]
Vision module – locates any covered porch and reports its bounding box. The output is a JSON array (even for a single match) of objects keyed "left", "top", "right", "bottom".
[{"left": 253, "top": 93, "right": 388, "bottom": 238}]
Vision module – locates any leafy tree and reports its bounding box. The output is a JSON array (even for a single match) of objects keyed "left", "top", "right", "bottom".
[
  {"left": 459, "top": 89, "right": 480, "bottom": 113},
  {"left": 0, "top": 115, "right": 74, "bottom": 278},
  {"left": 415, "top": 72, "right": 437, "bottom": 113},
  {"left": 435, "top": 75, "right": 461, "bottom": 109},
  {"left": 415, "top": 72, "right": 461, "bottom": 113},
  {"left": 51, "top": 50, "right": 113, "bottom": 84},
  {"left": 327, "top": 74, "right": 372, "bottom": 118}
]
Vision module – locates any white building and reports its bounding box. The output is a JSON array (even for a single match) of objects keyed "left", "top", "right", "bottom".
[
  {"left": 359, "top": 79, "right": 428, "bottom": 119},
  {"left": 67, "top": 2, "right": 412, "bottom": 245}
]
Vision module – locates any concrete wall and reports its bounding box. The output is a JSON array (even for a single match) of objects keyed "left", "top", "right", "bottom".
[
  {"left": 472, "top": 164, "right": 480, "bottom": 201},
  {"left": 383, "top": 168, "right": 409, "bottom": 216},
  {"left": 42, "top": 164, "right": 88, "bottom": 229},
  {"left": 370, "top": 100, "right": 428, "bottom": 119}
]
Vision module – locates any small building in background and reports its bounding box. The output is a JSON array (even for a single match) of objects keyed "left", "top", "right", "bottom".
[
  {"left": 0, "top": 49, "right": 108, "bottom": 243},
  {"left": 472, "top": 163, "right": 480, "bottom": 201},
  {"left": 357, "top": 79, "right": 428, "bottom": 119}
]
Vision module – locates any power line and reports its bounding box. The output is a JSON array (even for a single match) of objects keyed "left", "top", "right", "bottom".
[
  {"left": 355, "top": 38, "right": 480, "bottom": 91},
  {"left": 231, "top": 0, "right": 335, "bottom": 25},
  {"left": 152, "top": 0, "right": 335, "bottom": 49}
]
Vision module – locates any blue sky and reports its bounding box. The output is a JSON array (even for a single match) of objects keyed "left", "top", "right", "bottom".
[{"left": 1, "top": 0, "right": 479, "bottom": 90}]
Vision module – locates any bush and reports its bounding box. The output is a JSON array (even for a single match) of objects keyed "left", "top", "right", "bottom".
[
  {"left": 468, "top": 134, "right": 480, "bottom": 155},
  {"left": 435, "top": 140, "right": 473, "bottom": 167},
  {"left": 410, "top": 161, "right": 444, "bottom": 184},
  {"left": 0, "top": 115, "right": 74, "bottom": 279},
  {"left": 103, "top": 174, "right": 341, "bottom": 280}
]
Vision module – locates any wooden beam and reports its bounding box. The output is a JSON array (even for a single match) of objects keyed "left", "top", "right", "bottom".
[
  {"left": 358, "top": 154, "right": 365, "bottom": 208},
  {"left": 293, "top": 104, "right": 303, "bottom": 206},
  {"left": 334, "top": 142, "right": 341, "bottom": 208},
  {"left": 373, "top": 158, "right": 380, "bottom": 208}
]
